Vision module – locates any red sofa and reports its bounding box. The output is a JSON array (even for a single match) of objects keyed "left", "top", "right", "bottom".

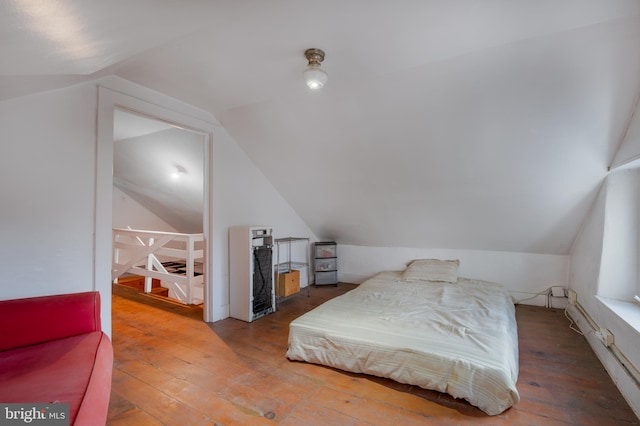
[{"left": 0, "top": 291, "right": 113, "bottom": 425}]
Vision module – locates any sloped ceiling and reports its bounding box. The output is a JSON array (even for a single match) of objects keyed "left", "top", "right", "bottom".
[
  {"left": 113, "top": 110, "right": 204, "bottom": 234},
  {"left": 2, "top": 1, "right": 640, "bottom": 254}
]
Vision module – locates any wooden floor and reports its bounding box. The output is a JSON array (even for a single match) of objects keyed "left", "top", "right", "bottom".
[{"left": 107, "top": 284, "right": 639, "bottom": 425}]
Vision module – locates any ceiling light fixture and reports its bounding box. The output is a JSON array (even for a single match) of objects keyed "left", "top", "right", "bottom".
[
  {"left": 171, "top": 165, "right": 186, "bottom": 180},
  {"left": 303, "top": 48, "right": 327, "bottom": 90}
]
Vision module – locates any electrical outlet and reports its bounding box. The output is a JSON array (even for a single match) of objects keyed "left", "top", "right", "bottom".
[
  {"left": 595, "top": 328, "right": 614, "bottom": 347},
  {"left": 567, "top": 290, "right": 577, "bottom": 305}
]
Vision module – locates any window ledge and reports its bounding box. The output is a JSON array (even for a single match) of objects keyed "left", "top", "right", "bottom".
[{"left": 596, "top": 296, "right": 640, "bottom": 333}]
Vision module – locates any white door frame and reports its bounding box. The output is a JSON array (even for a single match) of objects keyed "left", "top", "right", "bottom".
[{"left": 95, "top": 82, "right": 216, "bottom": 328}]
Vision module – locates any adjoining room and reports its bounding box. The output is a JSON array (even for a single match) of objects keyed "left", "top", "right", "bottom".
[{"left": 1, "top": 2, "right": 639, "bottom": 424}]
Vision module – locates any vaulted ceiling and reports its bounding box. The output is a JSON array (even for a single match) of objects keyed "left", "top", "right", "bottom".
[
  {"left": 113, "top": 109, "right": 205, "bottom": 234},
  {"left": 3, "top": 1, "right": 640, "bottom": 254}
]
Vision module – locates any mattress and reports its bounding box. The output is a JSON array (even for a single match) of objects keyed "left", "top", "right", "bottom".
[{"left": 286, "top": 271, "right": 520, "bottom": 415}]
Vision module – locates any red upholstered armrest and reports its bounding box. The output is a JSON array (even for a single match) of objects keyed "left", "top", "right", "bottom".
[{"left": 0, "top": 291, "right": 102, "bottom": 352}]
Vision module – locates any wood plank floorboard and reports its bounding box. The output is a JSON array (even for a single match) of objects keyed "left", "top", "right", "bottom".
[{"left": 108, "top": 283, "right": 639, "bottom": 425}]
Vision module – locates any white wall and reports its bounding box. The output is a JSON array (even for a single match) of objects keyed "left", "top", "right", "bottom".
[
  {"left": 568, "top": 172, "right": 640, "bottom": 417},
  {"left": 339, "top": 245, "right": 568, "bottom": 306},
  {"left": 0, "top": 85, "right": 98, "bottom": 303},
  {"left": 569, "top": 181, "right": 606, "bottom": 308},
  {"left": 598, "top": 170, "right": 639, "bottom": 300},
  {"left": 0, "top": 76, "right": 318, "bottom": 335},
  {"left": 611, "top": 97, "right": 640, "bottom": 170},
  {"left": 210, "top": 124, "right": 318, "bottom": 317},
  {"left": 112, "top": 186, "right": 177, "bottom": 232}
]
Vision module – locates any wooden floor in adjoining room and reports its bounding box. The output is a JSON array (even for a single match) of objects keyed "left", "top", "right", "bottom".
[{"left": 107, "top": 283, "right": 639, "bottom": 425}]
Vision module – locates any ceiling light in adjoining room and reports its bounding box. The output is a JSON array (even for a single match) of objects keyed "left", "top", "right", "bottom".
[
  {"left": 303, "top": 48, "right": 327, "bottom": 90},
  {"left": 171, "top": 165, "right": 187, "bottom": 180}
]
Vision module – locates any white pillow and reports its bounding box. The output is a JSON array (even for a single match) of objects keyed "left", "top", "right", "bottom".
[{"left": 401, "top": 259, "right": 460, "bottom": 283}]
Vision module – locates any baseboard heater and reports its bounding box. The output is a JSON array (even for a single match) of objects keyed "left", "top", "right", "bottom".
[{"left": 566, "top": 302, "right": 640, "bottom": 389}]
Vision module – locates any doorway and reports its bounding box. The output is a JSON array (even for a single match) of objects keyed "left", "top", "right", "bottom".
[
  {"left": 95, "top": 84, "right": 215, "bottom": 333},
  {"left": 112, "top": 108, "right": 205, "bottom": 305}
]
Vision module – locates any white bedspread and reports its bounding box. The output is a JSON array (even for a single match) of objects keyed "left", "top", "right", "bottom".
[{"left": 286, "top": 271, "right": 520, "bottom": 415}]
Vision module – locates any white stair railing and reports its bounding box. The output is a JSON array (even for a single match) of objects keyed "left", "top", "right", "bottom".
[{"left": 112, "top": 228, "right": 205, "bottom": 305}]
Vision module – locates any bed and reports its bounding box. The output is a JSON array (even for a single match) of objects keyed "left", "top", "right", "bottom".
[{"left": 286, "top": 259, "right": 520, "bottom": 415}]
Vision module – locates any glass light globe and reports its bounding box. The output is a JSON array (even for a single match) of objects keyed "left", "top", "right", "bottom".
[{"left": 304, "top": 65, "right": 328, "bottom": 90}]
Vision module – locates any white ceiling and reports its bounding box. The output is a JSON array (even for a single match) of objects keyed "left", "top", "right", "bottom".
[
  {"left": 113, "top": 110, "right": 204, "bottom": 233},
  {"left": 113, "top": 109, "right": 174, "bottom": 142},
  {"left": 3, "top": 1, "right": 640, "bottom": 254}
]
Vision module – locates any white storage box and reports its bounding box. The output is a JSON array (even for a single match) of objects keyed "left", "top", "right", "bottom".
[
  {"left": 315, "top": 258, "right": 337, "bottom": 272},
  {"left": 314, "top": 244, "right": 336, "bottom": 258},
  {"left": 315, "top": 270, "right": 338, "bottom": 285}
]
